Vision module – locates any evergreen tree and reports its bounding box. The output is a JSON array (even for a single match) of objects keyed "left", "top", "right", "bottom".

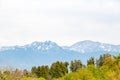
[
  {"left": 35, "top": 65, "right": 49, "bottom": 79},
  {"left": 70, "top": 60, "right": 82, "bottom": 72},
  {"left": 96, "top": 54, "right": 112, "bottom": 67},
  {"left": 87, "top": 57, "right": 95, "bottom": 66},
  {"left": 49, "top": 61, "right": 69, "bottom": 78},
  {"left": 31, "top": 66, "right": 37, "bottom": 77}
]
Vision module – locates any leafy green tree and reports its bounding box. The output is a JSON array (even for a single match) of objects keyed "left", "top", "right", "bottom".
[
  {"left": 96, "top": 55, "right": 104, "bottom": 67},
  {"left": 58, "top": 68, "right": 95, "bottom": 80},
  {"left": 63, "top": 62, "right": 69, "bottom": 73},
  {"left": 23, "top": 69, "right": 31, "bottom": 77},
  {"left": 115, "top": 54, "right": 120, "bottom": 64},
  {"left": 37, "top": 65, "right": 49, "bottom": 79},
  {"left": 31, "top": 66, "right": 37, "bottom": 77},
  {"left": 96, "top": 54, "right": 111, "bottom": 67},
  {"left": 49, "top": 61, "right": 69, "bottom": 78},
  {"left": 87, "top": 57, "right": 95, "bottom": 66},
  {"left": 70, "top": 60, "right": 82, "bottom": 72},
  {"left": 0, "top": 70, "right": 3, "bottom": 79},
  {"left": 77, "top": 68, "right": 95, "bottom": 80},
  {"left": 103, "top": 55, "right": 115, "bottom": 68},
  {"left": 32, "top": 65, "right": 49, "bottom": 79}
]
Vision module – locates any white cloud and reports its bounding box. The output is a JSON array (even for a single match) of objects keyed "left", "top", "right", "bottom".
[{"left": 0, "top": 0, "right": 120, "bottom": 46}]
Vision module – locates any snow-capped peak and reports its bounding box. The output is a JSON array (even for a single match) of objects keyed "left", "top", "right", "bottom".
[
  {"left": 0, "top": 41, "right": 59, "bottom": 52},
  {"left": 29, "top": 41, "right": 59, "bottom": 51},
  {"left": 0, "top": 40, "right": 120, "bottom": 54},
  {"left": 67, "top": 40, "right": 120, "bottom": 53}
]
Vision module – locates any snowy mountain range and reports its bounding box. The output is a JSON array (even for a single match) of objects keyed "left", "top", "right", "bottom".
[
  {"left": 65, "top": 40, "right": 120, "bottom": 54},
  {"left": 0, "top": 40, "right": 120, "bottom": 69}
]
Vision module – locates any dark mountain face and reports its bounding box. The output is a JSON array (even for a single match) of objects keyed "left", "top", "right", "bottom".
[{"left": 0, "top": 40, "right": 120, "bottom": 69}]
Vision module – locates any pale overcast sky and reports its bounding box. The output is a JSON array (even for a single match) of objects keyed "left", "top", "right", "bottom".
[{"left": 0, "top": 0, "right": 120, "bottom": 46}]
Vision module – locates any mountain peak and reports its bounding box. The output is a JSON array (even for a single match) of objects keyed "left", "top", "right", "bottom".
[
  {"left": 44, "top": 40, "right": 57, "bottom": 45},
  {"left": 29, "top": 41, "right": 59, "bottom": 51},
  {"left": 68, "top": 40, "right": 120, "bottom": 54},
  {"left": 81, "top": 40, "right": 93, "bottom": 42},
  {"left": 31, "top": 41, "right": 41, "bottom": 46},
  {"left": 31, "top": 40, "right": 57, "bottom": 46},
  {"left": 71, "top": 40, "right": 99, "bottom": 46},
  {"left": 78, "top": 40, "right": 98, "bottom": 43}
]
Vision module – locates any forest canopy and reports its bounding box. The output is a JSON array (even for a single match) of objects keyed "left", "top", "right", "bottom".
[{"left": 0, "top": 53, "right": 120, "bottom": 80}]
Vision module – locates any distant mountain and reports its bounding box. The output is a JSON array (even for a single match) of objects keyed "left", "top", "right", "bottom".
[
  {"left": 0, "top": 41, "right": 80, "bottom": 69},
  {"left": 0, "top": 40, "right": 120, "bottom": 69},
  {"left": 66, "top": 40, "right": 120, "bottom": 54}
]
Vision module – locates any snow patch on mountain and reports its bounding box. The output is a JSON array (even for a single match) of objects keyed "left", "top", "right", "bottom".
[
  {"left": 0, "top": 40, "right": 120, "bottom": 69},
  {"left": 0, "top": 40, "right": 120, "bottom": 54},
  {"left": 67, "top": 40, "right": 120, "bottom": 54},
  {"left": 30, "top": 41, "right": 57, "bottom": 51}
]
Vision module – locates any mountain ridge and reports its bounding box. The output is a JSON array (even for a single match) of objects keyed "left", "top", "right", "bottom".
[
  {"left": 0, "top": 40, "right": 120, "bottom": 69},
  {"left": 68, "top": 40, "right": 120, "bottom": 54},
  {"left": 1, "top": 40, "right": 120, "bottom": 52}
]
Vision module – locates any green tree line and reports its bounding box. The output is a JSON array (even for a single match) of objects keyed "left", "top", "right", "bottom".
[{"left": 0, "top": 54, "right": 120, "bottom": 80}]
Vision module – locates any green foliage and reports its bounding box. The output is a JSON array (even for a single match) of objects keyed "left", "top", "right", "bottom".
[
  {"left": 49, "top": 61, "right": 69, "bottom": 78},
  {"left": 115, "top": 54, "right": 120, "bottom": 64},
  {"left": 1, "top": 54, "right": 120, "bottom": 80},
  {"left": 103, "top": 55, "right": 115, "bottom": 68},
  {"left": 31, "top": 66, "right": 37, "bottom": 77},
  {"left": 58, "top": 68, "right": 95, "bottom": 80},
  {"left": 87, "top": 57, "right": 95, "bottom": 66},
  {"left": 23, "top": 69, "right": 31, "bottom": 77},
  {"left": 70, "top": 60, "right": 83, "bottom": 72},
  {"left": 96, "top": 54, "right": 112, "bottom": 67},
  {"left": 21, "top": 77, "right": 46, "bottom": 80},
  {"left": 87, "top": 65, "right": 99, "bottom": 79},
  {"left": 0, "top": 70, "right": 3, "bottom": 79},
  {"left": 58, "top": 54, "right": 120, "bottom": 80},
  {"left": 31, "top": 65, "right": 49, "bottom": 79}
]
